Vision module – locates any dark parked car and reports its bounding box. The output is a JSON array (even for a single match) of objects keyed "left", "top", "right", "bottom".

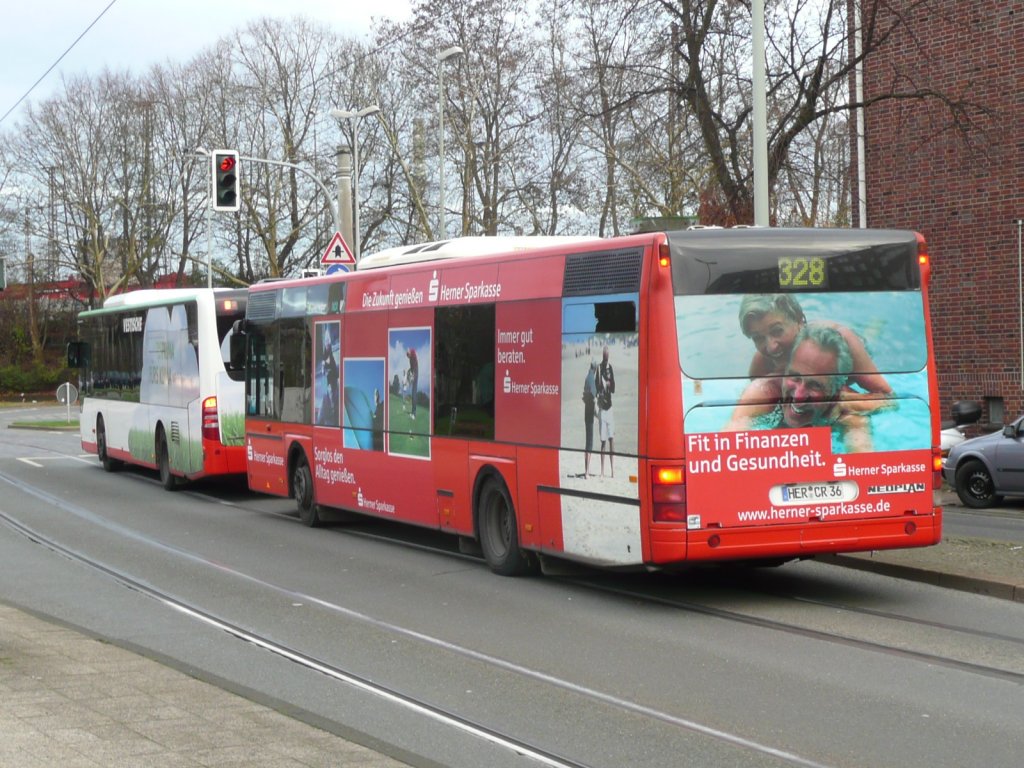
[{"left": 942, "top": 415, "right": 1024, "bottom": 508}]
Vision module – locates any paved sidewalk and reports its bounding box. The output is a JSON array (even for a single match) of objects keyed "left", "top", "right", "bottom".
[
  {"left": 0, "top": 603, "right": 409, "bottom": 768},
  {"left": 824, "top": 491, "right": 1024, "bottom": 602},
  {"left": 824, "top": 535, "right": 1024, "bottom": 602}
]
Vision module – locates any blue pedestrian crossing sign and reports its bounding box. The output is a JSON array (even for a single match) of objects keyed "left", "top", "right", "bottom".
[{"left": 321, "top": 232, "right": 355, "bottom": 267}]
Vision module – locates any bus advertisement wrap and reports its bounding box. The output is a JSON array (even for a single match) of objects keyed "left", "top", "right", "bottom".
[{"left": 677, "top": 289, "right": 932, "bottom": 528}]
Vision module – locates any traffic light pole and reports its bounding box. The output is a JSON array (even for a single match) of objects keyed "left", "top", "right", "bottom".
[
  {"left": 206, "top": 170, "right": 213, "bottom": 288},
  {"left": 238, "top": 154, "right": 341, "bottom": 236},
  {"left": 200, "top": 150, "right": 341, "bottom": 283}
]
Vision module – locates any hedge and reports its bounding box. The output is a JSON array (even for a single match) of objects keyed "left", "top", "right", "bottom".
[{"left": 0, "top": 363, "right": 71, "bottom": 398}]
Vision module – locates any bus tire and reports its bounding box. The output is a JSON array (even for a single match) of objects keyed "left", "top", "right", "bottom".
[
  {"left": 477, "top": 477, "right": 535, "bottom": 577},
  {"left": 293, "top": 453, "right": 322, "bottom": 527},
  {"left": 954, "top": 459, "right": 1002, "bottom": 509},
  {"left": 156, "top": 428, "right": 181, "bottom": 491},
  {"left": 96, "top": 416, "right": 122, "bottom": 472}
]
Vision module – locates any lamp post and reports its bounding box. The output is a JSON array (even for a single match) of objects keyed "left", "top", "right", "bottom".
[
  {"left": 436, "top": 46, "right": 464, "bottom": 240},
  {"left": 752, "top": 0, "right": 768, "bottom": 226},
  {"left": 329, "top": 105, "right": 381, "bottom": 261}
]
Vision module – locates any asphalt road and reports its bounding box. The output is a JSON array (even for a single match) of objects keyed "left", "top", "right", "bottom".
[
  {"left": 944, "top": 499, "right": 1024, "bottom": 542},
  {"left": 2, "top": 405, "right": 1022, "bottom": 768}
]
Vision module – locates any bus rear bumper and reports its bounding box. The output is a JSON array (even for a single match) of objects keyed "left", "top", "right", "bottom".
[
  {"left": 652, "top": 511, "right": 942, "bottom": 564},
  {"left": 200, "top": 441, "right": 248, "bottom": 476}
]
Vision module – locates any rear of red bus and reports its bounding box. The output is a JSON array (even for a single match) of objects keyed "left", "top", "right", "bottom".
[{"left": 650, "top": 228, "right": 940, "bottom": 564}]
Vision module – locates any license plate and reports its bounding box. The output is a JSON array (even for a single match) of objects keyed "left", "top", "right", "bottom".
[{"left": 769, "top": 481, "right": 858, "bottom": 506}]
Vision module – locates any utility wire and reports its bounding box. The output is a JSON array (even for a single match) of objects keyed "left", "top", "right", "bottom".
[
  {"left": 0, "top": 2, "right": 434, "bottom": 126},
  {"left": 0, "top": 0, "right": 119, "bottom": 126}
]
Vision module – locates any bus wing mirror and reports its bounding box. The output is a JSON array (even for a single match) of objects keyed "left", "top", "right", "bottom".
[
  {"left": 229, "top": 332, "right": 247, "bottom": 370},
  {"left": 66, "top": 341, "right": 89, "bottom": 369}
]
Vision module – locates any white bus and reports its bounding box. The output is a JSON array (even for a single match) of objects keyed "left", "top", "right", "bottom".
[{"left": 69, "top": 288, "right": 248, "bottom": 489}]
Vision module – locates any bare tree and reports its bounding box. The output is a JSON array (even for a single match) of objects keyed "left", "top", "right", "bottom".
[
  {"left": 647, "top": 0, "right": 991, "bottom": 225},
  {"left": 327, "top": 35, "right": 430, "bottom": 252},
  {"left": 392, "top": 0, "right": 546, "bottom": 237},
  {"left": 15, "top": 71, "right": 145, "bottom": 306},
  {"left": 227, "top": 17, "right": 338, "bottom": 279},
  {"left": 148, "top": 55, "right": 223, "bottom": 286},
  {"left": 3, "top": 0, "right": 993, "bottom": 306}
]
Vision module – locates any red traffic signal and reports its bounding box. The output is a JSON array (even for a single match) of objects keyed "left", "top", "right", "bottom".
[{"left": 211, "top": 150, "right": 240, "bottom": 212}]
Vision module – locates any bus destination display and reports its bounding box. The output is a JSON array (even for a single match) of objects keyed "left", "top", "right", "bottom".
[{"left": 777, "top": 255, "right": 828, "bottom": 289}]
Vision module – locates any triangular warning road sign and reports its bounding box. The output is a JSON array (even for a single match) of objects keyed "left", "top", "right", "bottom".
[{"left": 321, "top": 232, "right": 355, "bottom": 265}]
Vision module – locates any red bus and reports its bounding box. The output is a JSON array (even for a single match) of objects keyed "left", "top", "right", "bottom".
[{"left": 233, "top": 229, "right": 941, "bottom": 575}]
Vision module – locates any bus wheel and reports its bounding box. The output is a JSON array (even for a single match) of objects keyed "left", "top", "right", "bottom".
[
  {"left": 477, "top": 478, "right": 535, "bottom": 576},
  {"left": 96, "top": 416, "right": 122, "bottom": 472},
  {"left": 156, "top": 428, "right": 180, "bottom": 491},
  {"left": 293, "top": 453, "right": 322, "bottom": 527}
]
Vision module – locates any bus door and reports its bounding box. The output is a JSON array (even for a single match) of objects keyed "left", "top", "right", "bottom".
[{"left": 244, "top": 326, "right": 289, "bottom": 497}]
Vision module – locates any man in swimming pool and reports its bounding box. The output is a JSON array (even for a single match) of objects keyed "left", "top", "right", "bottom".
[{"left": 738, "top": 293, "right": 891, "bottom": 396}]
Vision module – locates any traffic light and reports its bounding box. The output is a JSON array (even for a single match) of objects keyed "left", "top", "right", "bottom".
[{"left": 211, "top": 150, "right": 240, "bottom": 212}]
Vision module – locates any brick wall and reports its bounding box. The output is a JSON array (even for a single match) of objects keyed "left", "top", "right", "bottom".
[{"left": 856, "top": 0, "right": 1024, "bottom": 423}]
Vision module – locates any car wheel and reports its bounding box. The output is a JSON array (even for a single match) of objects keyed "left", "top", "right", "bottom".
[{"left": 954, "top": 459, "right": 1001, "bottom": 509}]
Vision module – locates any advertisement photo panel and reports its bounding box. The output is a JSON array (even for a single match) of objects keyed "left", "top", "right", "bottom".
[
  {"left": 388, "top": 327, "right": 432, "bottom": 459},
  {"left": 343, "top": 358, "right": 386, "bottom": 452},
  {"left": 314, "top": 321, "right": 341, "bottom": 428}
]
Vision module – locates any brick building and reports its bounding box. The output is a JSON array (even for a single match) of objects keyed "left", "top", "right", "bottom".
[{"left": 856, "top": 1, "right": 1024, "bottom": 425}]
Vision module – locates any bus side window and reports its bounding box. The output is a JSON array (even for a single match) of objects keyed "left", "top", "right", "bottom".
[
  {"left": 279, "top": 318, "right": 308, "bottom": 424},
  {"left": 434, "top": 304, "right": 496, "bottom": 440},
  {"left": 594, "top": 301, "right": 637, "bottom": 332}
]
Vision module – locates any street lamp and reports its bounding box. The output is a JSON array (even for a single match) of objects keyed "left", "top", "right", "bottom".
[
  {"left": 329, "top": 105, "right": 381, "bottom": 260},
  {"left": 436, "top": 46, "right": 464, "bottom": 240}
]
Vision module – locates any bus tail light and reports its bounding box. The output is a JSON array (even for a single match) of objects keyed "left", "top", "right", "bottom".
[
  {"left": 932, "top": 448, "right": 943, "bottom": 489},
  {"left": 652, "top": 465, "right": 686, "bottom": 522},
  {"left": 202, "top": 397, "right": 220, "bottom": 442},
  {"left": 658, "top": 243, "right": 671, "bottom": 268}
]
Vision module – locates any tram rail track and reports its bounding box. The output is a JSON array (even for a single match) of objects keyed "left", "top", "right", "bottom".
[
  {"left": 62, "top": 455, "right": 1024, "bottom": 684},
  {"left": 4, "top": 446, "right": 1022, "bottom": 686},
  {"left": 0, "top": 443, "right": 1020, "bottom": 768},
  {"left": 0, "top": 503, "right": 836, "bottom": 768}
]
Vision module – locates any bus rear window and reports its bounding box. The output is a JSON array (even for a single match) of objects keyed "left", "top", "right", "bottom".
[
  {"left": 667, "top": 228, "right": 920, "bottom": 295},
  {"left": 676, "top": 291, "right": 927, "bottom": 381},
  {"left": 218, "top": 311, "right": 247, "bottom": 380}
]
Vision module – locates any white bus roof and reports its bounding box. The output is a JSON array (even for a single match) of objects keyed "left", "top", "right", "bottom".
[
  {"left": 102, "top": 287, "right": 238, "bottom": 309},
  {"left": 356, "top": 236, "right": 602, "bottom": 270}
]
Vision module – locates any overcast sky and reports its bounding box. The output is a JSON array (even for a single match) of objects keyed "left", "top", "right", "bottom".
[{"left": 0, "top": 0, "right": 413, "bottom": 126}]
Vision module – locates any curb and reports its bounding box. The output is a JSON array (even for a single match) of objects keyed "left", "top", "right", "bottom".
[
  {"left": 7, "top": 423, "right": 79, "bottom": 431},
  {"left": 821, "top": 554, "right": 1024, "bottom": 603}
]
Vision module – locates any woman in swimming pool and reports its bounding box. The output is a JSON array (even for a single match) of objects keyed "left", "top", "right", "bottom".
[{"left": 738, "top": 294, "right": 891, "bottom": 396}]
